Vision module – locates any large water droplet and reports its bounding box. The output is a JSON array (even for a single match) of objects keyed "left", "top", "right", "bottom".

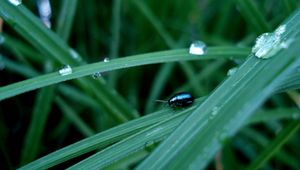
[
  {"left": 8, "top": 0, "right": 22, "bottom": 6},
  {"left": 189, "top": 40, "right": 207, "bottom": 55},
  {"left": 92, "top": 72, "right": 102, "bottom": 79},
  {"left": 59, "top": 65, "right": 72, "bottom": 76},
  {"left": 252, "top": 24, "right": 288, "bottom": 59},
  {"left": 227, "top": 67, "right": 238, "bottom": 76},
  {"left": 37, "top": 0, "right": 52, "bottom": 28}
]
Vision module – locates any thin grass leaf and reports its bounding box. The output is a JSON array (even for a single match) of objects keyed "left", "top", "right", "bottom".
[
  {"left": 247, "top": 108, "right": 300, "bottom": 124},
  {"left": 110, "top": 0, "right": 121, "bottom": 59},
  {"left": 0, "top": 0, "right": 139, "bottom": 122},
  {"left": 20, "top": 86, "right": 55, "bottom": 165},
  {"left": 0, "top": 33, "right": 44, "bottom": 63},
  {"left": 136, "top": 10, "right": 300, "bottom": 169},
  {"left": 107, "top": 0, "right": 122, "bottom": 87},
  {"left": 67, "top": 106, "right": 195, "bottom": 169},
  {"left": 236, "top": 0, "right": 271, "bottom": 34},
  {"left": 132, "top": 0, "right": 176, "bottom": 47},
  {"left": 18, "top": 108, "right": 175, "bottom": 170},
  {"left": 0, "top": 47, "right": 249, "bottom": 101},
  {"left": 245, "top": 120, "right": 300, "bottom": 170},
  {"left": 241, "top": 128, "right": 300, "bottom": 170},
  {"left": 55, "top": 96, "right": 95, "bottom": 137},
  {"left": 55, "top": 0, "right": 78, "bottom": 41},
  {"left": 144, "top": 63, "right": 175, "bottom": 114}
]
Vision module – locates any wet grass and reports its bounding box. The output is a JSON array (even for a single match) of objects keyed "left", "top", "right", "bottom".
[{"left": 0, "top": 0, "right": 300, "bottom": 169}]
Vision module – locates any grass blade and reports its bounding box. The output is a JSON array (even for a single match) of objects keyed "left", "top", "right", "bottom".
[
  {"left": 136, "top": 11, "right": 300, "bottom": 169},
  {"left": 245, "top": 120, "right": 300, "bottom": 170},
  {"left": 20, "top": 86, "right": 55, "bottom": 165},
  {"left": 18, "top": 108, "right": 175, "bottom": 170},
  {"left": 0, "top": 47, "right": 249, "bottom": 101}
]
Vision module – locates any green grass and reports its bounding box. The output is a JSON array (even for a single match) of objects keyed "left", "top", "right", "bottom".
[{"left": 0, "top": 0, "right": 300, "bottom": 170}]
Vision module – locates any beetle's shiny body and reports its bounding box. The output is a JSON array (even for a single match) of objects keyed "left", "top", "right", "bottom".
[{"left": 168, "top": 92, "right": 194, "bottom": 108}]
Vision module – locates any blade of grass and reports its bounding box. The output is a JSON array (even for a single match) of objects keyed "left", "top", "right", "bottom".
[
  {"left": 55, "top": 96, "right": 95, "bottom": 137},
  {"left": 245, "top": 120, "right": 300, "bottom": 170},
  {"left": 236, "top": 0, "right": 271, "bottom": 34},
  {"left": 144, "top": 63, "right": 175, "bottom": 114},
  {"left": 18, "top": 108, "right": 175, "bottom": 170},
  {"left": 0, "top": 0, "right": 139, "bottom": 122},
  {"left": 108, "top": 0, "right": 122, "bottom": 87},
  {"left": 0, "top": 33, "right": 44, "bottom": 63},
  {"left": 241, "top": 128, "right": 300, "bottom": 170},
  {"left": 132, "top": 0, "right": 176, "bottom": 47},
  {"left": 0, "top": 47, "right": 249, "bottom": 101},
  {"left": 67, "top": 106, "right": 194, "bottom": 169},
  {"left": 110, "top": 0, "right": 121, "bottom": 59},
  {"left": 55, "top": 0, "right": 78, "bottom": 41},
  {"left": 20, "top": 86, "right": 55, "bottom": 165},
  {"left": 136, "top": 11, "right": 300, "bottom": 169},
  {"left": 247, "top": 108, "right": 300, "bottom": 124}
]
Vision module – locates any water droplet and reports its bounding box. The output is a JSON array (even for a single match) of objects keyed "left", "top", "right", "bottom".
[
  {"left": 212, "top": 106, "right": 219, "bottom": 116},
  {"left": 92, "top": 72, "right": 102, "bottom": 79},
  {"left": 218, "top": 131, "right": 229, "bottom": 144},
  {"left": 69, "top": 49, "right": 82, "bottom": 61},
  {"left": 292, "top": 113, "right": 300, "bottom": 120},
  {"left": 189, "top": 40, "right": 207, "bottom": 55},
  {"left": 280, "top": 38, "right": 294, "bottom": 49},
  {"left": 145, "top": 141, "right": 154, "bottom": 148},
  {"left": 252, "top": 33, "right": 281, "bottom": 59},
  {"left": 103, "top": 57, "right": 110, "bottom": 62},
  {"left": 8, "top": 0, "right": 22, "bottom": 6},
  {"left": 227, "top": 67, "right": 238, "bottom": 76},
  {"left": 59, "top": 65, "right": 72, "bottom": 76},
  {"left": 0, "top": 35, "right": 5, "bottom": 45},
  {"left": 37, "top": 0, "right": 52, "bottom": 28},
  {"left": 144, "top": 141, "right": 156, "bottom": 152},
  {"left": 252, "top": 25, "right": 289, "bottom": 59},
  {"left": 146, "top": 127, "right": 162, "bottom": 137},
  {"left": 275, "top": 25, "right": 286, "bottom": 36}
]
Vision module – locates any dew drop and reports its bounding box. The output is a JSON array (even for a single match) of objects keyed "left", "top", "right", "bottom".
[
  {"left": 218, "top": 131, "right": 229, "bottom": 144},
  {"left": 145, "top": 140, "right": 154, "bottom": 148},
  {"left": 280, "top": 38, "right": 294, "bottom": 49},
  {"left": 275, "top": 25, "right": 286, "bottom": 36},
  {"left": 189, "top": 40, "right": 207, "bottom": 55},
  {"left": 212, "top": 106, "right": 219, "bottom": 116},
  {"left": 144, "top": 140, "right": 156, "bottom": 152},
  {"left": 227, "top": 67, "right": 238, "bottom": 76},
  {"left": 8, "top": 0, "right": 22, "bottom": 6},
  {"left": 69, "top": 49, "right": 82, "bottom": 61},
  {"left": 252, "top": 33, "right": 281, "bottom": 59},
  {"left": 59, "top": 65, "right": 72, "bottom": 76},
  {"left": 292, "top": 112, "right": 300, "bottom": 120},
  {"left": 92, "top": 72, "right": 102, "bottom": 79},
  {"left": 103, "top": 57, "right": 110, "bottom": 62},
  {"left": 37, "top": 0, "right": 52, "bottom": 28},
  {"left": 0, "top": 35, "right": 5, "bottom": 45},
  {"left": 252, "top": 25, "right": 289, "bottom": 59}
]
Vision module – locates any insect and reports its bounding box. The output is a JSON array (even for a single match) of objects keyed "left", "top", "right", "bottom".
[{"left": 157, "top": 92, "right": 194, "bottom": 108}]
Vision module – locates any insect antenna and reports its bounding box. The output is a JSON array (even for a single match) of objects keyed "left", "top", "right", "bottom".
[{"left": 155, "top": 99, "right": 168, "bottom": 103}]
